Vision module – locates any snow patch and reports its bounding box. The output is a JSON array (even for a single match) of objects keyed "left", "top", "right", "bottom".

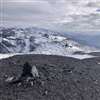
[
  {"left": 32, "top": 65, "right": 39, "bottom": 77},
  {"left": 98, "top": 62, "right": 100, "bottom": 65},
  {"left": 0, "top": 54, "right": 15, "bottom": 59},
  {"left": 67, "top": 54, "right": 95, "bottom": 60}
]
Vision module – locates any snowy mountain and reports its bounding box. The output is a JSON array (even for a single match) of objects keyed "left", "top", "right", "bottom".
[{"left": 0, "top": 27, "right": 99, "bottom": 59}]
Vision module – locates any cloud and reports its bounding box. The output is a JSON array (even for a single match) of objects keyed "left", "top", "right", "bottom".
[{"left": 0, "top": 0, "right": 100, "bottom": 33}]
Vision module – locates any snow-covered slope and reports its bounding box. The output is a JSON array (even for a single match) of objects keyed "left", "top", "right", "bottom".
[{"left": 0, "top": 27, "right": 99, "bottom": 59}]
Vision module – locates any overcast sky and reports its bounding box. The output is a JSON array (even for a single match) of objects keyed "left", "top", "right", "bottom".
[{"left": 0, "top": 0, "right": 100, "bottom": 34}]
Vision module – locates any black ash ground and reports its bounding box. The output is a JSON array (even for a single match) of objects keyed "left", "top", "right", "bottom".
[{"left": 0, "top": 54, "right": 100, "bottom": 100}]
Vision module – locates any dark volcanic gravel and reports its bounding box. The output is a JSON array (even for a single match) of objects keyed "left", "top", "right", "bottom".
[{"left": 0, "top": 54, "right": 100, "bottom": 100}]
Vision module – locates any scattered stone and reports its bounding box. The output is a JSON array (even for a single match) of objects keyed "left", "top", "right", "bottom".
[
  {"left": 44, "top": 90, "right": 48, "bottom": 95},
  {"left": 26, "top": 77, "right": 33, "bottom": 82},
  {"left": 5, "top": 77, "right": 14, "bottom": 82},
  {"left": 42, "top": 89, "right": 48, "bottom": 96},
  {"left": 3, "top": 74, "right": 8, "bottom": 79},
  {"left": 17, "top": 82, "right": 21, "bottom": 87},
  {"left": 94, "top": 80, "right": 98, "bottom": 84},
  {"left": 30, "top": 81, "right": 34, "bottom": 86}
]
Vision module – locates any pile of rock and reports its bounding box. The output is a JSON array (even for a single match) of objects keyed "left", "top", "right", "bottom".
[{"left": 5, "top": 62, "right": 41, "bottom": 87}]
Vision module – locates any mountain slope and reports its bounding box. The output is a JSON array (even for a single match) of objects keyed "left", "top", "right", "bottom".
[{"left": 0, "top": 27, "right": 99, "bottom": 59}]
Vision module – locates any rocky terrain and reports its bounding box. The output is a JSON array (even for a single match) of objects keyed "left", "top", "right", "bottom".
[{"left": 0, "top": 54, "right": 100, "bottom": 100}]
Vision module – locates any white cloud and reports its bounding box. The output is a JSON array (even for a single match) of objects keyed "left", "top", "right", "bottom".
[{"left": 0, "top": 0, "right": 100, "bottom": 33}]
